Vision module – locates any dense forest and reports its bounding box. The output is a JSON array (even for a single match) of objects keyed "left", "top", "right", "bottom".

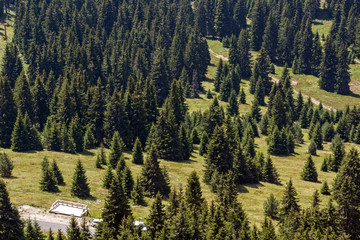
[{"left": 0, "top": 0, "right": 360, "bottom": 238}]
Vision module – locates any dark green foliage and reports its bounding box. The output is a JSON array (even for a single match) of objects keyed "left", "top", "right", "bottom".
[
  {"left": 39, "top": 157, "right": 58, "bottom": 193},
  {"left": 140, "top": 145, "right": 170, "bottom": 197},
  {"left": 147, "top": 193, "right": 166, "bottom": 239},
  {"left": 51, "top": 160, "right": 64, "bottom": 185},
  {"left": 47, "top": 228, "right": 54, "bottom": 240},
  {"left": 280, "top": 179, "right": 300, "bottom": 218},
  {"left": 71, "top": 160, "right": 90, "bottom": 198},
  {"left": 238, "top": 29, "right": 252, "bottom": 79},
  {"left": 227, "top": 90, "right": 238, "bottom": 116},
  {"left": 199, "top": 131, "right": 209, "bottom": 156},
  {"left": 191, "top": 128, "right": 200, "bottom": 145},
  {"left": 308, "top": 140, "right": 317, "bottom": 155},
  {"left": 131, "top": 177, "right": 145, "bottom": 205},
  {"left": 264, "top": 194, "right": 279, "bottom": 219},
  {"left": 321, "top": 155, "right": 330, "bottom": 172},
  {"left": 11, "top": 112, "right": 28, "bottom": 152},
  {"left": 103, "top": 164, "right": 114, "bottom": 189},
  {"left": 132, "top": 137, "right": 143, "bottom": 164},
  {"left": 250, "top": 0, "right": 265, "bottom": 51},
  {"left": 0, "top": 152, "right": 13, "bottom": 178},
  {"left": 321, "top": 181, "right": 330, "bottom": 195},
  {"left": 98, "top": 144, "right": 107, "bottom": 165},
  {"left": 0, "top": 179, "right": 24, "bottom": 239},
  {"left": 83, "top": 125, "right": 96, "bottom": 150},
  {"left": 0, "top": 77, "right": 17, "bottom": 148},
  {"left": 313, "top": 122, "right": 323, "bottom": 150},
  {"left": 301, "top": 155, "right": 318, "bottom": 182},
  {"left": 206, "top": 89, "right": 213, "bottom": 99},
  {"left": 319, "top": 36, "right": 337, "bottom": 92},
  {"left": 204, "top": 125, "right": 233, "bottom": 184},
  {"left": 179, "top": 124, "right": 192, "bottom": 161},
  {"left": 219, "top": 74, "right": 233, "bottom": 102},
  {"left": 261, "top": 217, "right": 277, "bottom": 239},
  {"left": 1, "top": 43, "right": 23, "bottom": 88},
  {"left": 333, "top": 148, "right": 360, "bottom": 237},
  {"left": 185, "top": 171, "right": 204, "bottom": 211},
  {"left": 115, "top": 156, "right": 126, "bottom": 178},
  {"left": 250, "top": 99, "right": 262, "bottom": 122},
  {"left": 32, "top": 76, "right": 49, "bottom": 130},
  {"left": 262, "top": 155, "right": 280, "bottom": 184},
  {"left": 95, "top": 155, "right": 102, "bottom": 169},
  {"left": 335, "top": 43, "right": 350, "bottom": 95},
  {"left": 25, "top": 219, "right": 45, "bottom": 240},
  {"left": 122, "top": 166, "right": 134, "bottom": 199},
  {"left": 239, "top": 88, "right": 246, "bottom": 104},
  {"left": 108, "top": 131, "right": 124, "bottom": 169},
  {"left": 14, "top": 71, "right": 34, "bottom": 121},
  {"left": 66, "top": 217, "right": 81, "bottom": 240},
  {"left": 329, "top": 135, "right": 345, "bottom": 172},
  {"left": 56, "top": 230, "right": 64, "bottom": 240}
]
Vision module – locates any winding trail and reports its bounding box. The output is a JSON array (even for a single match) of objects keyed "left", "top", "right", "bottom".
[{"left": 209, "top": 49, "right": 335, "bottom": 111}]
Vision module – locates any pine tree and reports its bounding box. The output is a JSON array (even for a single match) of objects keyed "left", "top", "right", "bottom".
[
  {"left": 98, "top": 143, "right": 107, "bottom": 165},
  {"left": 147, "top": 193, "right": 166, "bottom": 239},
  {"left": 179, "top": 124, "right": 192, "bottom": 161},
  {"left": 250, "top": 0, "right": 265, "bottom": 51},
  {"left": 261, "top": 217, "right": 277, "bottom": 239},
  {"left": 185, "top": 171, "right": 204, "bottom": 211},
  {"left": 1, "top": 43, "right": 23, "bottom": 88},
  {"left": 83, "top": 125, "right": 96, "bottom": 150},
  {"left": 330, "top": 134, "right": 345, "bottom": 172},
  {"left": 227, "top": 90, "right": 238, "bottom": 116},
  {"left": 108, "top": 131, "right": 124, "bottom": 169},
  {"left": 140, "top": 145, "right": 170, "bottom": 197},
  {"left": 39, "top": 157, "right": 58, "bottom": 192},
  {"left": 132, "top": 137, "right": 143, "bottom": 165},
  {"left": 219, "top": 74, "right": 233, "bottom": 102},
  {"left": 115, "top": 155, "right": 126, "bottom": 178},
  {"left": 214, "top": 59, "right": 223, "bottom": 92},
  {"left": 335, "top": 43, "right": 350, "bottom": 95},
  {"left": 14, "top": 70, "right": 34, "bottom": 121},
  {"left": 56, "top": 230, "right": 64, "bottom": 240},
  {"left": 131, "top": 177, "right": 145, "bottom": 205},
  {"left": 0, "top": 152, "right": 14, "bottom": 178},
  {"left": 238, "top": 29, "right": 252, "bottom": 78},
  {"left": 71, "top": 160, "right": 90, "bottom": 198},
  {"left": 313, "top": 122, "right": 323, "bottom": 150},
  {"left": 262, "top": 155, "right": 280, "bottom": 184},
  {"left": 122, "top": 166, "right": 134, "bottom": 199},
  {"left": 103, "top": 164, "right": 114, "bottom": 189},
  {"left": 11, "top": 112, "right": 29, "bottom": 152},
  {"left": 32, "top": 76, "right": 49, "bottom": 130},
  {"left": 206, "top": 89, "right": 213, "bottom": 99},
  {"left": 308, "top": 140, "right": 317, "bottom": 155},
  {"left": 321, "top": 155, "right": 330, "bottom": 172},
  {"left": 66, "top": 217, "right": 81, "bottom": 240},
  {"left": 0, "top": 77, "right": 17, "bottom": 148},
  {"left": 191, "top": 128, "right": 200, "bottom": 145},
  {"left": 321, "top": 181, "right": 330, "bottom": 195},
  {"left": 51, "top": 160, "right": 64, "bottom": 185},
  {"left": 280, "top": 179, "right": 300, "bottom": 218},
  {"left": 47, "top": 228, "right": 54, "bottom": 240},
  {"left": 150, "top": 50, "right": 170, "bottom": 106},
  {"left": 0, "top": 179, "right": 24, "bottom": 239},
  {"left": 95, "top": 154, "right": 102, "bottom": 169},
  {"left": 199, "top": 131, "right": 209, "bottom": 156},
  {"left": 250, "top": 99, "right": 262, "bottom": 122},
  {"left": 101, "top": 177, "right": 131, "bottom": 239},
  {"left": 80, "top": 217, "right": 91, "bottom": 240},
  {"left": 214, "top": 0, "right": 230, "bottom": 38},
  {"left": 333, "top": 148, "right": 360, "bottom": 237},
  {"left": 239, "top": 88, "right": 246, "bottom": 104},
  {"left": 264, "top": 194, "right": 280, "bottom": 219},
  {"left": 301, "top": 155, "right": 318, "bottom": 182},
  {"left": 318, "top": 36, "right": 337, "bottom": 92}
]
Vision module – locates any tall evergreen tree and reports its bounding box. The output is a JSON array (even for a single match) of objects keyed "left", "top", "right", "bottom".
[
  {"left": 132, "top": 137, "right": 143, "bottom": 164},
  {"left": 108, "top": 131, "right": 124, "bottom": 169},
  {"left": 335, "top": 43, "right": 350, "bottom": 95},
  {"left": 318, "top": 36, "right": 337, "bottom": 92},
  {"left": 51, "top": 160, "right": 64, "bottom": 185},
  {"left": 280, "top": 179, "right": 300, "bottom": 218},
  {"left": 71, "top": 160, "right": 90, "bottom": 198},
  {"left": 147, "top": 193, "right": 166, "bottom": 239},
  {"left": 301, "top": 155, "right": 318, "bottom": 182}
]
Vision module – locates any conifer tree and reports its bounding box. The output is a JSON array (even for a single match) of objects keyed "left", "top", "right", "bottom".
[
  {"left": 39, "top": 157, "right": 58, "bottom": 192},
  {"left": 321, "top": 155, "right": 330, "bottom": 172},
  {"left": 71, "top": 160, "right": 90, "bottom": 198},
  {"left": 103, "top": 164, "right": 114, "bottom": 189},
  {"left": 122, "top": 166, "right": 134, "bottom": 199},
  {"left": 261, "top": 217, "right": 277, "bottom": 239},
  {"left": 51, "top": 160, "right": 64, "bottom": 185},
  {"left": 333, "top": 148, "right": 360, "bottom": 237},
  {"left": 1, "top": 43, "right": 23, "bottom": 88},
  {"left": 262, "top": 155, "right": 280, "bottom": 184},
  {"left": 250, "top": 99, "right": 262, "bottom": 122},
  {"left": 108, "top": 131, "right": 124, "bottom": 169},
  {"left": 199, "top": 131, "right": 209, "bottom": 156},
  {"left": 131, "top": 177, "right": 145, "bottom": 205},
  {"left": 32, "top": 76, "right": 49, "bottom": 130},
  {"left": 301, "top": 155, "right": 318, "bottom": 182},
  {"left": 147, "top": 193, "right": 166, "bottom": 239},
  {"left": 239, "top": 88, "right": 246, "bottom": 104},
  {"left": 264, "top": 194, "right": 280, "bottom": 219},
  {"left": 47, "top": 120, "right": 62, "bottom": 151},
  {"left": 151, "top": 50, "right": 170, "bottom": 106},
  {"left": 14, "top": 70, "right": 34, "bottom": 121},
  {"left": 140, "top": 145, "right": 170, "bottom": 197},
  {"left": 308, "top": 140, "right": 317, "bottom": 155},
  {"left": 335, "top": 43, "right": 350, "bottom": 95},
  {"left": 56, "top": 229, "right": 64, "bottom": 240},
  {"left": 238, "top": 29, "right": 252, "bottom": 78},
  {"left": 132, "top": 137, "right": 143, "bottom": 164},
  {"left": 101, "top": 177, "right": 132, "bottom": 239},
  {"left": 0, "top": 179, "right": 24, "bottom": 239},
  {"left": 250, "top": 0, "right": 265, "bottom": 51},
  {"left": 115, "top": 156, "right": 126, "bottom": 178},
  {"left": 214, "top": 0, "right": 230, "bottom": 38},
  {"left": 318, "top": 36, "right": 337, "bottom": 92},
  {"left": 321, "top": 181, "right": 330, "bottom": 195},
  {"left": 330, "top": 134, "right": 345, "bottom": 172},
  {"left": 214, "top": 59, "right": 223, "bottom": 92},
  {"left": 280, "top": 179, "right": 300, "bottom": 218},
  {"left": 219, "top": 74, "right": 233, "bottom": 102},
  {"left": 83, "top": 125, "right": 96, "bottom": 150},
  {"left": 66, "top": 217, "right": 81, "bottom": 240},
  {"left": 98, "top": 143, "right": 107, "bottom": 165},
  {"left": 227, "top": 90, "right": 238, "bottom": 116},
  {"left": 11, "top": 112, "right": 28, "bottom": 152},
  {"left": 206, "top": 89, "right": 213, "bottom": 99},
  {"left": 0, "top": 77, "right": 17, "bottom": 148},
  {"left": 95, "top": 155, "right": 102, "bottom": 169},
  {"left": 47, "top": 228, "right": 54, "bottom": 240},
  {"left": 185, "top": 171, "right": 204, "bottom": 211},
  {"left": 0, "top": 152, "right": 13, "bottom": 178},
  {"left": 179, "top": 124, "right": 192, "bottom": 161},
  {"left": 191, "top": 128, "right": 200, "bottom": 145},
  {"left": 313, "top": 122, "right": 323, "bottom": 150}
]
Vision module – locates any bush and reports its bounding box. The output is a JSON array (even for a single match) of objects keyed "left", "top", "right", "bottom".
[
  {"left": 0, "top": 152, "right": 14, "bottom": 178},
  {"left": 321, "top": 181, "right": 330, "bottom": 195}
]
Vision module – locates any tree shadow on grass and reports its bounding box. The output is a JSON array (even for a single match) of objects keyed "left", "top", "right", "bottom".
[
  {"left": 78, "top": 195, "right": 97, "bottom": 201},
  {"left": 77, "top": 150, "right": 95, "bottom": 156}
]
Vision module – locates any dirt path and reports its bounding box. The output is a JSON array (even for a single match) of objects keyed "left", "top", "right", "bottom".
[
  {"left": 209, "top": 49, "right": 229, "bottom": 61},
  {"left": 208, "top": 48, "right": 335, "bottom": 111},
  {"left": 270, "top": 76, "right": 334, "bottom": 111}
]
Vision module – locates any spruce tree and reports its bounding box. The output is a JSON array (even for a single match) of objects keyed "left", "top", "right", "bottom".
[
  {"left": 264, "top": 194, "right": 280, "bottom": 219},
  {"left": 308, "top": 140, "right": 317, "bottom": 156},
  {"left": 191, "top": 128, "right": 200, "bottom": 145},
  {"left": 122, "top": 166, "right": 134, "bottom": 199},
  {"left": 39, "top": 157, "right": 58, "bottom": 192},
  {"left": 140, "top": 145, "right": 170, "bottom": 197},
  {"left": 132, "top": 137, "right": 143, "bottom": 164},
  {"left": 108, "top": 131, "right": 124, "bottom": 169},
  {"left": 262, "top": 155, "right": 280, "bottom": 184},
  {"left": 0, "top": 77, "right": 17, "bottom": 148},
  {"left": 313, "top": 122, "right": 323, "bottom": 150},
  {"left": 318, "top": 36, "right": 337, "bottom": 92},
  {"left": 147, "top": 193, "right": 166, "bottom": 239},
  {"left": 227, "top": 90, "right": 238, "bottom": 116},
  {"left": 261, "top": 217, "right": 277, "bottom": 239},
  {"left": 71, "top": 160, "right": 90, "bottom": 198},
  {"left": 103, "top": 164, "right": 114, "bottom": 189},
  {"left": 185, "top": 171, "right": 204, "bottom": 211},
  {"left": 0, "top": 152, "right": 14, "bottom": 178},
  {"left": 66, "top": 217, "right": 81, "bottom": 240},
  {"left": 98, "top": 143, "right": 107, "bottom": 165},
  {"left": 238, "top": 29, "right": 252, "bottom": 78},
  {"left": 335, "top": 43, "right": 350, "bottom": 95},
  {"left": 11, "top": 112, "right": 28, "bottom": 152},
  {"left": 280, "top": 179, "right": 300, "bottom": 218},
  {"left": 101, "top": 178, "right": 131, "bottom": 239},
  {"left": 179, "top": 124, "right": 192, "bottom": 161},
  {"left": 250, "top": 0, "right": 265, "bottom": 51},
  {"left": 131, "top": 177, "right": 145, "bottom": 205},
  {"left": 301, "top": 155, "right": 318, "bottom": 182},
  {"left": 83, "top": 125, "right": 96, "bottom": 150},
  {"left": 330, "top": 134, "right": 345, "bottom": 172},
  {"left": 47, "top": 229, "right": 54, "bottom": 240},
  {"left": 0, "top": 179, "right": 24, "bottom": 239},
  {"left": 239, "top": 88, "right": 246, "bottom": 104},
  {"left": 51, "top": 160, "right": 64, "bottom": 185},
  {"left": 199, "top": 131, "right": 209, "bottom": 156},
  {"left": 14, "top": 70, "right": 34, "bottom": 121},
  {"left": 333, "top": 148, "right": 360, "bottom": 237},
  {"left": 321, "top": 181, "right": 330, "bottom": 195}
]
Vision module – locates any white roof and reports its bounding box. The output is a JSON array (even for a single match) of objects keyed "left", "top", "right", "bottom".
[{"left": 49, "top": 200, "right": 89, "bottom": 217}]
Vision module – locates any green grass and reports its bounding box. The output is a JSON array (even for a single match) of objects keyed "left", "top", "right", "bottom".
[{"left": 312, "top": 19, "right": 333, "bottom": 38}]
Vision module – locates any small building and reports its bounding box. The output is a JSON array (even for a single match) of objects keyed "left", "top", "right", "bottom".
[{"left": 49, "top": 200, "right": 89, "bottom": 217}]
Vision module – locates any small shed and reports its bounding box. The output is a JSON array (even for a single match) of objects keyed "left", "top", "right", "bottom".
[{"left": 49, "top": 200, "right": 89, "bottom": 217}]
